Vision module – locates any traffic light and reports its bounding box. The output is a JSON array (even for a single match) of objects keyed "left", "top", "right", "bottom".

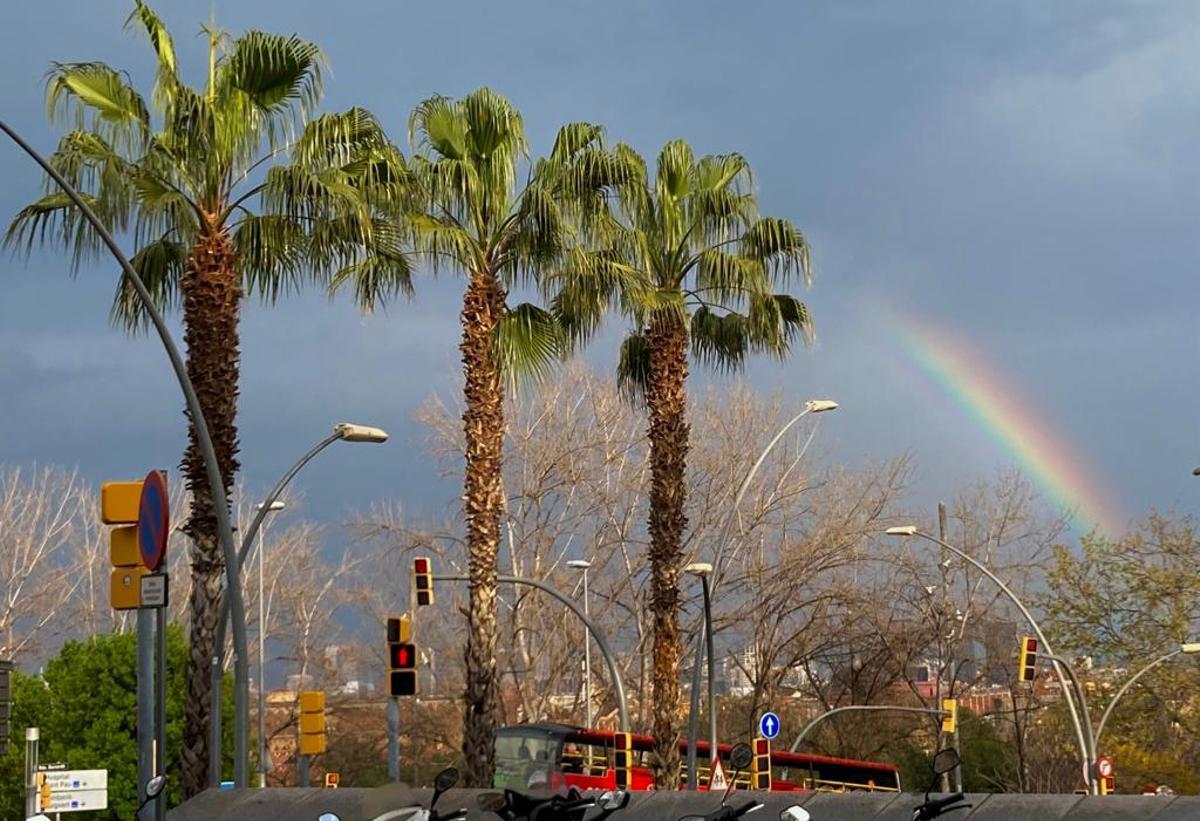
[
  {"left": 298, "top": 690, "right": 326, "bottom": 756},
  {"left": 1017, "top": 636, "right": 1038, "bottom": 683},
  {"left": 752, "top": 737, "right": 772, "bottom": 790},
  {"left": 102, "top": 480, "right": 149, "bottom": 610},
  {"left": 614, "top": 732, "right": 632, "bottom": 789},
  {"left": 324, "top": 772, "right": 340, "bottom": 789},
  {"left": 389, "top": 640, "right": 418, "bottom": 697},
  {"left": 941, "top": 698, "right": 958, "bottom": 735},
  {"left": 0, "top": 659, "right": 11, "bottom": 756},
  {"left": 413, "top": 557, "right": 434, "bottom": 607},
  {"left": 387, "top": 615, "right": 411, "bottom": 644}
]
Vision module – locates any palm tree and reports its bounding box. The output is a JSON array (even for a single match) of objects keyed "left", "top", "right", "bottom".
[
  {"left": 554, "top": 140, "right": 814, "bottom": 787},
  {"left": 333, "top": 88, "right": 606, "bottom": 786},
  {"left": 6, "top": 2, "right": 408, "bottom": 795}
]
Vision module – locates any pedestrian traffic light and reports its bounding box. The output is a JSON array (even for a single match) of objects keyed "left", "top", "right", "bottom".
[
  {"left": 614, "top": 732, "right": 632, "bottom": 789},
  {"left": 325, "top": 772, "right": 340, "bottom": 789},
  {"left": 752, "top": 737, "right": 772, "bottom": 790},
  {"left": 413, "top": 557, "right": 434, "bottom": 607},
  {"left": 298, "top": 690, "right": 326, "bottom": 756},
  {"left": 389, "top": 639, "right": 418, "bottom": 697},
  {"left": 1017, "top": 636, "right": 1038, "bottom": 683},
  {"left": 941, "top": 698, "right": 958, "bottom": 735},
  {"left": 103, "top": 480, "right": 151, "bottom": 610},
  {"left": 0, "top": 659, "right": 11, "bottom": 756}
]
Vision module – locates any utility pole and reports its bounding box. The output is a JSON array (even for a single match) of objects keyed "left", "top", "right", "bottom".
[{"left": 387, "top": 698, "right": 400, "bottom": 782}]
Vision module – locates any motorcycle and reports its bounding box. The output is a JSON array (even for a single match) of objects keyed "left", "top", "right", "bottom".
[
  {"left": 910, "top": 748, "right": 971, "bottom": 821},
  {"left": 677, "top": 743, "right": 809, "bottom": 821},
  {"left": 475, "top": 785, "right": 629, "bottom": 821},
  {"left": 319, "top": 766, "right": 467, "bottom": 821}
]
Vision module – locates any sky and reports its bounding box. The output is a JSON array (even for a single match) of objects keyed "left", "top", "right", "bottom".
[{"left": 1, "top": 0, "right": 1197, "bottom": 538}]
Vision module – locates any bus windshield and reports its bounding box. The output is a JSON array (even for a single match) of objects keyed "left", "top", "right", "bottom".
[{"left": 494, "top": 727, "right": 563, "bottom": 791}]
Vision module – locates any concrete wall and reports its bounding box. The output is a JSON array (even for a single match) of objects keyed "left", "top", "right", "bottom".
[{"left": 169, "top": 788, "right": 1200, "bottom": 821}]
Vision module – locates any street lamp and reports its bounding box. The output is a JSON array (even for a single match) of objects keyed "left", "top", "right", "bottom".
[
  {"left": 567, "top": 560, "right": 594, "bottom": 730},
  {"left": 684, "top": 562, "right": 715, "bottom": 790},
  {"left": 1095, "top": 642, "right": 1200, "bottom": 752},
  {"left": 885, "top": 525, "right": 1095, "bottom": 792},
  {"left": 253, "top": 500, "right": 285, "bottom": 788},
  {"left": 209, "top": 421, "right": 389, "bottom": 786}
]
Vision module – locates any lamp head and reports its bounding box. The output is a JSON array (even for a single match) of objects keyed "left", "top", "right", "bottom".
[
  {"left": 1181, "top": 642, "right": 1200, "bottom": 654},
  {"left": 804, "top": 399, "right": 838, "bottom": 413},
  {"left": 254, "top": 500, "right": 286, "bottom": 512},
  {"left": 685, "top": 562, "right": 713, "bottom": 577},
  {"left": 567, "top": 560, "right": 592, "bottom": 570},
  {"left": 886, "top": 525, "right": 917, "bottom": 537},
  {"left": 334, "top": 422, "right": 389, "bottom": 443}
]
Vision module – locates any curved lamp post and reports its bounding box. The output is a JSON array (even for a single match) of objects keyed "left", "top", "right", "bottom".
[
  {"left": 885, "top": 525, "right": 1093, "bottom": 792},
  {"left": 684, "top": 399, "right": 838, "bottom": 788},
  {"left": 1095, "top": 642, "right": 1200, "bottom": 752},
  {"left": 0, "top": 118, "right": 253, "bottom": 786},
  {"left": 208, "top": 421, "right": 388, "bottom": 785},
  {"left": 789, "top": 704, "right": 949, "bottom": 752},
  {"left": 567, "top": 560, "right": 594, "bottom": 730},
  {"left": 435, "top": 572, "right": 630, "bottom": 731}
]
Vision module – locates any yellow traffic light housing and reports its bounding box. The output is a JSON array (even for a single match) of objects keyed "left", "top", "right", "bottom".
[
  {"left": 1018, "top": 636, "right": 1039, "bottom": 683},
  {"left": 614, "top": 732, "right": 632, "bottom": 789},
  {"left": 752, "top": 737, "right": 772, "bottom": 790},
  {"left": 413, "top": 557, "right": 434, "bottom": 607},
  {"left": 941, "top": 698, "right": 958, "bottom": 734},
  {"left": 298, "top": 690, "right": 326, "bottom": 755}
]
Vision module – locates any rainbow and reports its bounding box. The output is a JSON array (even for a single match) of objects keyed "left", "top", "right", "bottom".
[{"left": 894, "top": 311, "right": 1123, "bottom": 535}]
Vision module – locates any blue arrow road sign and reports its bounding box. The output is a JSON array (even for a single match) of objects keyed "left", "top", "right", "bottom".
[{"left": 759, "top": 711, "right": 780, "bottom": 740}]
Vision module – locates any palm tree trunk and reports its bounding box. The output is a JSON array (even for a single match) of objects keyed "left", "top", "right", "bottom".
[
  {"left": 645, "top": 315, "right": 689, "bottom": 789},
  {"left": 460, "top": 267, "right": 507, "bottom": 787},
  {"left": 179, "top": 217, "right": 242, "bottom": 797}
]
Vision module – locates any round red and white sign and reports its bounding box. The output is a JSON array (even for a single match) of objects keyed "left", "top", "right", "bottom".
[{"left": 1098, "top": 757, "right": 1113, "bottom": 777}]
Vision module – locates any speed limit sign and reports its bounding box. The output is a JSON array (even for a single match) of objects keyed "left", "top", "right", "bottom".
[{"left": 1098, "top": 756, "right": 1113, "bottom": 778}]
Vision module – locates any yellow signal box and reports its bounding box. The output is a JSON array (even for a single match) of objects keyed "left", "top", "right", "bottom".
[
  {"left": 614, "top": 732, "right": 632, "bottom": 789},
  {"left": 103, "top": 480, "right": 149, "bottom": 611},
  {"left": 941, "top": 698, "right": 958, "bottom": 734},
  {"left": 299, "top": 690, "right": 326, "bottom": 756},
  {"left": 101, "top": 481, "right": 143, "bottom": 524},
  {"left": 1017, "top": 636, "right": 1039, "bottom": 683}
]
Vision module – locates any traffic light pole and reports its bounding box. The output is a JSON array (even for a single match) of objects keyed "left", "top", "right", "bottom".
[
  {"left": 433, "top": 573, "right": 630, "bottom": 732},
  {"left": 0, "top": 118, "right": 251, "bottom": 788},
  {"left": 387, "top": 697, "right": 400, "bottom": 782},
  {"left": 298, "top": 754, "right": 309, "bottom": 787},
  {"left": 137, "top": 610, "right": 154, "bottom": 820}
]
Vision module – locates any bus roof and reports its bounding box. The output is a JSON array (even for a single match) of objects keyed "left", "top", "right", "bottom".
[{"left": 498, "top": 723, "right": 900, "bottom": 775}]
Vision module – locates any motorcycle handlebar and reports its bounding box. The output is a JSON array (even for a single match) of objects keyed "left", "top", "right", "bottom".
[{"left": 914, "top": 792, "right": 967, "bottom": 819}]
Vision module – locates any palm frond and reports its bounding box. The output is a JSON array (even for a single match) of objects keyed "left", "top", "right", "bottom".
[
  {"left": 690, "top": 305, "right": 749, "bottom": 372},
  {"left": 110, "top": 237, "right": 185, "bottom": 332},
  {"left": 45, "top": 62, "right": 149, "bottom": 151},
  {"left": 124, "top": 0, "right": 180, "bottom": 111},
  {"left": 409, "top": 213, "right": 479, "bottom": 273},
  {"left": 409, "top": 95, "right": 469, "bottom": 159},
  {"left": 548, "top": 249, "right": 645, "bottom": 348},
  {"left": 741, "top": 217, "right": 812, "bottom": 287},
  {"left": 550, "top": 122, "right": 604, "bottom": 164},
  {"left": 218, "top": 31, "right": 324, "bottom": 126},
  {"left": 493, "top": 302, "right": 564, "bottom": 388},
  {"left": 745, "top": 292, "right": 814, "bottom": 354},
  {"left": 234, "top": 214, "right": 309, "bottom": 302},
  {"left": 328, "top": 248, "right": 415, "bottom": 313},
  {"left": 694, "top": 250, "right": 768, "bottom": 303},
  {"left": 616, "top": 331, "right": 651, "bottom": 405}
]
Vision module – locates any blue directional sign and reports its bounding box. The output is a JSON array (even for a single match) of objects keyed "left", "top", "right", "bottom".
[{"left": 759, "top": 711, "right": 781, "bottom": 740}]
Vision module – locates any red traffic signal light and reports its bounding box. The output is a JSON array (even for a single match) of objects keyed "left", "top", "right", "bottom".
[
  {"left": 390, "top": 642, "right": 416, "bottom": 670},
  {"left": 413, "top": 557, "right": 434, "bottom": 607}
]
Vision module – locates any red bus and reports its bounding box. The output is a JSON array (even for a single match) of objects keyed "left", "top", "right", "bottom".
[{"left": 494, "top": 723, "right": 901, "bottom": 794}]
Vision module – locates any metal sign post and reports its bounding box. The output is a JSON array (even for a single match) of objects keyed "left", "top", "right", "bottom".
[
  {"left": 24, "top": 727, "right": 38, "bottom": 819},
  {"left": 387, "top": 697, "right": 400, "bottom": 782}
]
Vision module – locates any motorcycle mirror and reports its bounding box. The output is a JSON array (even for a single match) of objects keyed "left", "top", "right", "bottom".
[
  {"left": 729, "top": 742, "right": 754, "bottom": 771},
  {"left": 318, "top": 815, "right": 341, "bottom": 821},
  {"left": 435, "top": 766, "right": 460, "bottom": 792},
  {"left": 477, "top": 792, "right": 507, "bottom": 812},
  {"left": 780, "top": 806, "right": 810, "bottom": 821},
  {"left": 598, "top": 790, "right": 629, "bottom": 811},
  {"left": 933, "top": 747, "right": 960, "bottom": 775}
]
